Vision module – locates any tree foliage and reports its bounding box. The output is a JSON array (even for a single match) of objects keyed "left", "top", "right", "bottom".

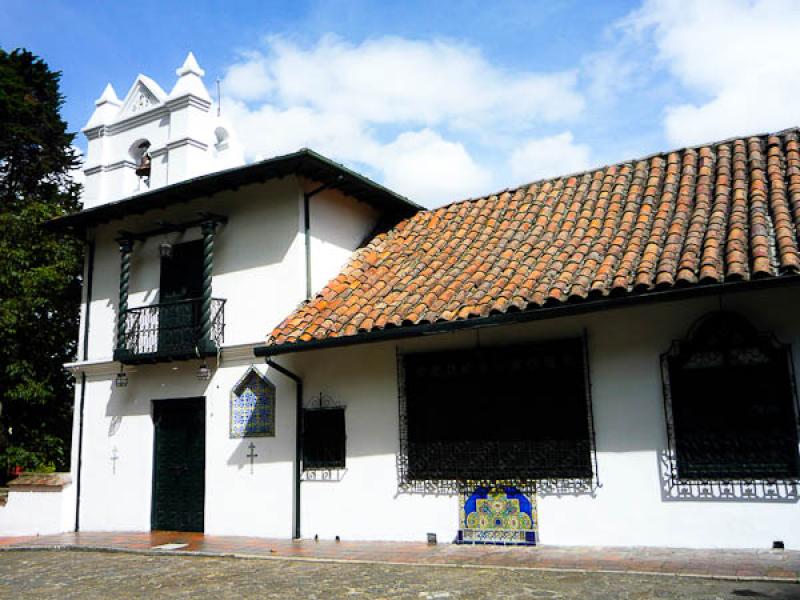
[{"left": 0, "top": 48, "right": 82, "bottom": 475}]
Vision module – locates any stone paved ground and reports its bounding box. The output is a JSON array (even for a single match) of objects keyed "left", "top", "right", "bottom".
[
  {"left": 1, "top": 550, "right": 799, "bottom": 599},
  {"left": 4, "top": 532, "right": 799, "bottom": 580}
]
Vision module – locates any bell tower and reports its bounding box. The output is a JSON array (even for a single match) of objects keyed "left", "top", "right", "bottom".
[{"left": 81, "top": 52, "right": 244, "bottom": 209}]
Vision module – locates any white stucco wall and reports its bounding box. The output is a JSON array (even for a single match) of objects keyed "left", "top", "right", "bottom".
[
  {"left": 28, "top": 173, "right": 381, "bottom": 538},
  {"left": 81, "top": 62, "right": 245, "bottom": 209},
  {"left": 282, "top": 286, "right": 800, "bottom": 549},
  {"left": 43, "top": 284, "right": 800, "bottom": 548},
  {"left": 82, "top": 176, "right": 381, "bottom": 361},
  {"left": 74, "top": 358, "right": 297, "bottom": 537},
  {"left": 0, "top": 484, "right": 75, "bottom": 536},
  {"left": 303, "top": 181, "right": 380, "bottom": 297}
]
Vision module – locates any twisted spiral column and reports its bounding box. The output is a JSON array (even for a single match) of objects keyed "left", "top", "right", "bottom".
[
  {"left": 116, "top": 237, "right": 133, "bottom": 353},
  {"left": 199, "top": 220, "right": 217, "bottom": 352}
]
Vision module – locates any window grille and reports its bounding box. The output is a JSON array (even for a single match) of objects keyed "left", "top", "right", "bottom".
[
  {"left": 397, "top": 337, "right": 597, "bottom": 494},
  {"left": 661, "top": 312, "right": 800, "bottom": 483},
  {"left": 303, "top": 407, "right": 346, "bottom": 470}
]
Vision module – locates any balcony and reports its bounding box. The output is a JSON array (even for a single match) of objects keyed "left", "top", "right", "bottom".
[{"left": 113, "top": 297, "right": 225, "bottom": 364}]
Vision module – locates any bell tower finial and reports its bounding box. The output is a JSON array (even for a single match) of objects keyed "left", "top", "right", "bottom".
[
  {"left": 84, "top": 83, "right": 121, "bottom": 129},
  {"left": 177, "top": 51, "right": 205, "bottom": 78},
  {"left": 169, "top": 51, "right": 211, "bottom": 102}
]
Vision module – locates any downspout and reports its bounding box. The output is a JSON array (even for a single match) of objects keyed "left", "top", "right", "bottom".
[
  {"left": 265, "top": 358, "right": 303, "bottom": 539},
  {"left": 75, "top": 238, "right": 95, "bottom": 531},
  {"left": 303, "top": 178, "right": 341, "bottom": 300}
]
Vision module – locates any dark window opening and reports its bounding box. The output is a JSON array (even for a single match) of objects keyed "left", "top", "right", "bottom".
[
  {"left": 663, "top": 312, "right": 800, "bottom": 480},
  {"left": 157, "top": 240, "right": 204, "bottom": 355},
  {"left": 303, "top": 408, "right": 346, "bottom": 470},
  {"left": 403, "top": 339, "right": 593, "bottom": 481},
  {"left": 160, "top": 240, "right": 203, "bottom": 303}
]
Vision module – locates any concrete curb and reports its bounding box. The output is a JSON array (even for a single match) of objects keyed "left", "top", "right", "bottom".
[{"left": 2, "top": 544, "right": 799, "bottom": 585}]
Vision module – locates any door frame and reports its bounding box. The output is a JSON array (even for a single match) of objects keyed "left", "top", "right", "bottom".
[{"left": 151, "top": 396, "right": 206, "bottom": 532}]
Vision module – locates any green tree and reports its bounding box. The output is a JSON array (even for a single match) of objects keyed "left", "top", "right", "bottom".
[{"left": 0, "top": 48, "right": 82, "bottom": 476}]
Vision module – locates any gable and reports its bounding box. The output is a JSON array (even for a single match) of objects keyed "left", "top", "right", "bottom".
[{"left": 118, "top": 75, "right": 168, "bottom": 120}]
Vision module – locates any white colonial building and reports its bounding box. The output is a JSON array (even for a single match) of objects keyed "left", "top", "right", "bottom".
[{"left": 2, "top": 53, "right": 800, "bottom": 550}]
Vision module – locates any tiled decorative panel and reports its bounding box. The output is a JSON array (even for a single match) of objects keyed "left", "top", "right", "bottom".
[
  {"left": 457, "top": 485, "right": 537, "bottom": 545},
  {"left": 230, "top": 367, "right": 275, "bottom": 438}
]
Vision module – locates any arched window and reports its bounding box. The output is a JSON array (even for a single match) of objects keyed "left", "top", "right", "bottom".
[
  {"left": 230, "top": 367, "right": 275, "bottom": 438},
  {"left": 662, "top": 312, "right": 800, "bottom": 480},
  {"left": 214, "top": 127, "right": 229, "bottom": 151}
]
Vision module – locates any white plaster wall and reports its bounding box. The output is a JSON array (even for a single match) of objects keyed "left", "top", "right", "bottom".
[
  {"left": 287, "top": 287, "right": 800, "bottom": 548},
  {"left": 304, "top": 182, "right": 379, "bottom": 296},
  {"left": 287, "top": 344, "right": 459, "bottom": 543},
  {"left": 83, "top": 177, "right": 305, "bottom": 361},
  {"left": 75, "top": 359, "right": 296, "bottom": 537},
  {"left": 0, "top": 485, "right": 75, "bottom": 536},
  {"left": 83, "top": 176, "right": 382, "bottom": 361},
  {"left": 82, "top": 96, "right": 243, "bottom": 207},
  {"left": 66, "top": 174, "right": 389, "bottom": 537}
]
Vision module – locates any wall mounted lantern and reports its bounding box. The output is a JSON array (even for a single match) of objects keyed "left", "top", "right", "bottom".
[
  {"left": 197, "top": 361, "right": 211, "bottom": 381},
  {"left": 158, "top": 236, "right": 173, "bottom": 259},
  {"left": 115, "top": 366, "right": 129, "bottom": 388}
]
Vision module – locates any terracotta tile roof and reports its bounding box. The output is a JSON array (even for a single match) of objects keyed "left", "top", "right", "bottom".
[{"left": 267, "top": 128, "right": 800, "bottom": 349}]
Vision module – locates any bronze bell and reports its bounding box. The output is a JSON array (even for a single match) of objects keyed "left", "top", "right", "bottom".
[{"left": 135, "top": 152, "right": 151, "bottom": 178}]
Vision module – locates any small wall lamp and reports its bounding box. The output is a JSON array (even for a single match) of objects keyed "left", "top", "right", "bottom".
[
  {"left": 197, "top": 361, "right": 211, "bottom": 381},
  {"left": 115, "top": 366, "right": 129, "bottom": 388}
]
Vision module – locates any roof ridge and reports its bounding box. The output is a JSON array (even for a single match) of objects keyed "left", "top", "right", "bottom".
[{"left": 428, "top": 126, "right": 800, "bottom": 215}]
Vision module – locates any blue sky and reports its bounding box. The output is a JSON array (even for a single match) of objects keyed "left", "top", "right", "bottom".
[{"left": 4, "top": 0, "right": 800, "bottom": 207}]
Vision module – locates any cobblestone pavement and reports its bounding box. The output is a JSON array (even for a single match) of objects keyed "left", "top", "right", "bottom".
[
  {"left": 1, "top": 550, "right": 799, "bottom": 599},
  {"left": 3, "top": 532, "right": 800, "bottom": 580}
]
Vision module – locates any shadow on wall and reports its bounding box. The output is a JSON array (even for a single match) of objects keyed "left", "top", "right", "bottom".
[{"left": 97, "top": 181, "right": 301, "bottom": 306}]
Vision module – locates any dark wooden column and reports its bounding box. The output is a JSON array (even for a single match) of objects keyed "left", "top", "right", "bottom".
[
  {"left": 199, "top": 220, "right": 217, "bottom": 353},
  {"left": 116, "top": 237, "right": 133, "bottom": 355}
]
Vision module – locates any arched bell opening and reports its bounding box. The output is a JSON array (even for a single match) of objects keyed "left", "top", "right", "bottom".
[
  {"left": 129, "top": 139, "right": 152, "bottom": 179},
  {"left": 214, "top": 127, "right": 229, "bottom": 152}
]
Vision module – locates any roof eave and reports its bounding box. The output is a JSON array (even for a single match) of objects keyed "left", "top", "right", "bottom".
[
  {"left": 47, "top": 148, "right": 422, "bottom": 235},
  {"left": 254, "top": 274, "right": 800, "bottom": 358}
]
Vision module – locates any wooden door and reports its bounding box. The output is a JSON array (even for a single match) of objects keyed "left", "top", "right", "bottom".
[{"left": 152, "top": 398, "right": 205, "bottom": 532}]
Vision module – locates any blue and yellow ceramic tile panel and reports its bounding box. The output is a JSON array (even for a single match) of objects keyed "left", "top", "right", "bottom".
[
  {"left": 230, "top": 367, "right": 275, "bottom": 438},
  {"left": 458, "top": 486, "right": 537, "bottom": 545}
]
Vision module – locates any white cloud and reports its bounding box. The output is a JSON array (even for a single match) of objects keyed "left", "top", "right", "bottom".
[
  {"left": 625, "top": 0, "right": 800, "bottom": 146},
  {"left": 224, "top": 100, "right": 377, "bottom": 164},
  {"left": 225, "top": 35, "right": 584, "bottom": 130},
  {"left": 378, "top": 129, "right": 492, "bottom": 204},
  {"left": 222, "top": 53, "right": 274, "bottom": 102},
  {"left": 509, "top": 132, "right": 591, "bottom": 183},
  {"left": 220, "top": 34, "right": 587, "bottom": 206}
]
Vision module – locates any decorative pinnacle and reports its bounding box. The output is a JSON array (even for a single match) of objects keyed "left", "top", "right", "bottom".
[
  {"left": 95, "top": 83, "right": 121, "bottom": 106},
  {"left": 177, "top": 52, "right": 205, "bottom": 78}
]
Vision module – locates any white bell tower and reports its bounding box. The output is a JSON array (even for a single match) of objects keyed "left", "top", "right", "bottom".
[{"left": 81, "top": 52, "right": 244, "bottom": 209}]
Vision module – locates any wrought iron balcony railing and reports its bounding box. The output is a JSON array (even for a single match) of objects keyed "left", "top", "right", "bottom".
[{"left": 113, "top": 297, "right": 225, "bottom": 364}]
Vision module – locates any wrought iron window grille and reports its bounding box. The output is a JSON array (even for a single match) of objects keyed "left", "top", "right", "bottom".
[
  {"left": 395, "top": 334, "right": 600, "bottom": 497},
  {"left": 660, "top": 311, "right": 800, "bottom": 500},
  {"left": 302, "top": 393, "right": 347, "bottom": 474}
]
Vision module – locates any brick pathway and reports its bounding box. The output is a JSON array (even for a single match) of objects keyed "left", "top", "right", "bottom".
[{"left": 1, "top": 532, "right": 799, "bottom": 582}]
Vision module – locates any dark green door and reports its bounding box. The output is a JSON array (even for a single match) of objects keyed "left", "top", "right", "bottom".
[
  {"left": 158, "top": 240, "right": 203, "bottom": 356},
  {"left": 152, "top": 398, "right": 205, "bottom": 532}
]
